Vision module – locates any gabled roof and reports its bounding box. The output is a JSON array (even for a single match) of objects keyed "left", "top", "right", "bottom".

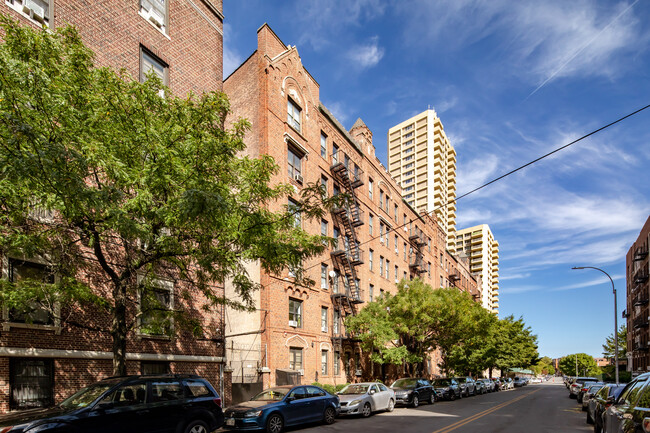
[{"left": 351, "top": 118, "right": 367, "bottom": 130}]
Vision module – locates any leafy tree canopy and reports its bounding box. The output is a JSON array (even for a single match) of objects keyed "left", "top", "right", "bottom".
[
  {"left": 602, "top": 325, "right": 627, "bottom": 359},
  {"left": 558, "top": 353, "right": 601, "bottom": 377}
]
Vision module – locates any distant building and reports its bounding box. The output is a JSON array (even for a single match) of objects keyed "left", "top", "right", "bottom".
[
  {"left": 626, "top": 215, "right": 650, "bottom": 373},
  {"left": 455, "top": 225, "right": 500, "bottom": 313},
  {"left": 387, "top": 110, "right": 457, "bottom": 252},
  {"left": 594, "top": 357, "right": 609, "bottom": 367}
]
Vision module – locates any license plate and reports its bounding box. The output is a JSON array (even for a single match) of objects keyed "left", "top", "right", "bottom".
[{"left": 226, "top": 418, "right": 235, "bottom": 426}]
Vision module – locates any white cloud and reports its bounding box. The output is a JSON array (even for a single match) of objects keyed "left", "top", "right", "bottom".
[
  {"left": 223, "top": 23, "right": 243, "bottom": 79},
  {"left": 347, "top": 36, "right": 385, "bottom": 69},
  {"left": 456, "top": 154, "right": 500, "bottom": 193},
  {"left": 323, "top": 100, "right": 350, "bottom": 125}
]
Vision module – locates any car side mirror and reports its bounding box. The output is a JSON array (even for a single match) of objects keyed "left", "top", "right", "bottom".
[
  {"left": 285, "top": 396, "right": 295, "bottom": 403},
  {"left": 95, "top": 402, "right": 114, "bottom": 411},
  {"left": 369, "top": 389, "right": 376, "bottom": 395}
]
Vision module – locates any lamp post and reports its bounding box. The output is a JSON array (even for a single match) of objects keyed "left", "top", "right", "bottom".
[{"left": 572, "top": 266, "right": 618, "bottom": 385}]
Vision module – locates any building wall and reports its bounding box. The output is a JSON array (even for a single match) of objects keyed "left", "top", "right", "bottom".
[
  {"left": 387, "top": 110, "right": 457, "bottom": 251},
  {"left": 224, "top": 24, "right": 478, "bottom": 387},
  {"left": 626, "top": 215, "right": 650, "bottom": 373},
  {"left": 0, "top": 0, "right": 228, "bottom": 413},
  {"left": 456, "top": 224, "right": 500, "bottom": 313}
]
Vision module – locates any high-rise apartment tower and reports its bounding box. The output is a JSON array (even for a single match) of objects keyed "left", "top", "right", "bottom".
[
  {"left": 455, "top": 224, "right": 500, "bottom": 313},
  {"left": 387, "top": 109, "right": 457, "bottom": 251}
]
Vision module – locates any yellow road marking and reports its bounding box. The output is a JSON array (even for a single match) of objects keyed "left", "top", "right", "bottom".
[{"left": 431, "top": 389, "right": 542, "bottom": 433}]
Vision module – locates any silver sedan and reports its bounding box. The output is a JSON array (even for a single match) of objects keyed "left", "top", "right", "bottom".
[{"left": 337, "top": 382, "right": 396, "bottom": 417}]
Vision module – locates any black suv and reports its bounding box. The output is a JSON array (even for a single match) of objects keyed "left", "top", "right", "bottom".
[
  {"left": 390, "top": 378, "right": 435, "bottom": 407},
  {"left": 0, "top": 374, "right": 224, "bottom": 433}
]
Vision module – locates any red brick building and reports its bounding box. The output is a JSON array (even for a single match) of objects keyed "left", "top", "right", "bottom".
[
  {"left": 627, "top": 215, "right": 650, "bottom": 373},
  {"left": 0, "top": 0, "right": 227, "bottom": 412},
  {"left": 223, "top": 24, "right": 478, "bottom": 399}
]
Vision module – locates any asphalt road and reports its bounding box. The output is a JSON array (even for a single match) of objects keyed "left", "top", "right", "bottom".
[{"left": 290, "top": 378, "right": 593, "bottom": 433}]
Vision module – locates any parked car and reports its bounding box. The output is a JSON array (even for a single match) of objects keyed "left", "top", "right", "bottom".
[
  {"left": 581, "top": 383, "right": 604, "bottom": 411},
  {"left": 490, "top": 378, "right": 502, "bottom": 391},
  {"left": 588, "top": 383, "right": 625, "bottom": 431},
  {"left": 475, "top": 379, "right": 487, "bottom": 395},
  {"left": 0, "top": 374, "right": 224, "bottom": 433},
  {"left": 432, "top": 378, "right": 462, "bottom": 401},
  {"left": 224, "top": 385, "right": 339, "bottom": 432},
  {"left": 513, "top": 377, "right": 527, "bottom": 387},
  {"left": 578, "top": 381, "right": 603, "bottom": 404},
  {"left": 390, "top": 378, "right": 435, "bottom": 407},
  {"left": 478, "top": 378, "right": 495, "bottom": 393},
  {"left": 530, "top": 377, "right": 542, "bottom": 384},
  {"left": 603, "top": 373, "right": 650, "bottom": 433},
  {"left": 569, "top": 377, "right": 598, "bottom": 399},
  {"left": 502, "top": 377, "right": 514, "bottom": 390},
  {"left": 454, "top": 377, "right": 477, "bottom": 397},
  {"left": 336, "top": 382, "right": 395, "bottom": 417}
]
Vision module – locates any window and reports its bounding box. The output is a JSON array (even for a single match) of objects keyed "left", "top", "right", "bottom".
[
  {"left": 332, "top": 144, "right": 339, "bottom": 164},
  {"left": 334, "top": 351, "right": 341, "bottom": 375},
  {"left": 333, "top": 184, "right": 340, "bottom": 196},
  {"left": 394, "top": 205, "right": 398, "bottom": 221},
  {"left": 386, "top": 260, "right": 390, "bottom": 280},
  {"left": 404, "top": 124, "right": 413, "bottom": 131},
  {"left": 355, "top": 353, "right": 361, "bottom": 371},
  {"left": 287, "top": 99, "right": 301, "bottom": 132},
  {"left": 405, "top": 170, "right": 414, "bottom": 176},
  {"left": 321, "top": 264, "right": 328, "bottom": 289},
  {"left": 140, "top": 0, "right": 168, "bottom": 32},
  {"left": 320, "top": 132, "right": 327, "bottom": 158},
  {"left": 320, "top": 307, "right": 328, "bottom": 332},
  {"left": 288, "top": 198, "right": 301, "bottom": 228},
  {"left": 404, "top": 147, "right": 414, "bottom": 154},
  {"left": 395, "top": 265, "right": 399, "bottom": 282},
  {"left": 428, "top": 262, "right": 432, "bottom": 277},
  {"left": 321, "top": 220, "right": 328, "bottom": 237},
  {"left": 404, "top": 132, "right": 413, "bottom": 138},
  {"left": 395, "top": 235, "right": 398, "bottom": 252},
  {"left": 10, "top": 358, "right": 53, "bottom": 410},
  {"left": 369, "top": 249, "right": 374, "bottom": 271},
  {"left": 6, "top": 0, "right": 51, "bottom": 26},
  {"left": 6, "top": 259, "right": 54, "bottom": 325},
  {"left": 369, "top": 284, "right": 374, "bottom": 302},
  {"left": 368, "top": 178, "right": 374, "bottom": 200},
  {"left": 405, "top": 155, "right": 413, "bottom": 161},
  {"left": 100, "top": 381, "right": 148, "bottom": 406},
  {"left": 289, "top": 298, "right": 302, "bottom": 327},
  {"left": 403, "top": 242, "right": 407, "bottom": 260},
  {"left": 287, "top": 147, "right": 303, "bottom": 182},
  {"left": 380, "top": 223, "right": 385, "bottom": 243},
  {"left": 379, "top": 190, "right": 384, "bottom": 209},
  {"left": 333, "top": 310, "right": 340, "bottom": 334},
  {"left": 331, "top": 269, "right": 340, "bottom": 294},
  {"left": 321, "top": 350, "right": 328, "bottom": 375},
  {"left": 141, "top": 361, "right": 170, "bottom": 375},
  {"left": 404, "top": 178, "right": 413, "bottom": 184},
  {"left": 185, "top": 380, "right": 213, "bottom": 398},
  {"left": 140, "top": 48, "right": 168, "bottom": 90},
  {"left": 380, "top": 288, "right": 385, "bottom": 297},
  {"left": 369, "top": 214, "right": 374, "bottom": 235},
  {"left": 386, "top": 229, "right": 390, "bottom": 248},
  {"left": 139, "top": 276, "right": 174, "bottom": 336},
  {"left": 289, "top": 347, "right": 303, "bottom": 371},
  {"left": 379, "top": 256, "right": 384, "bottom": 277},
  {"left": 405, "top": 163, "right": 414, "bottom": 169},
  {"left": 320, "top": 176, "right": 328, "bottom": 196}
]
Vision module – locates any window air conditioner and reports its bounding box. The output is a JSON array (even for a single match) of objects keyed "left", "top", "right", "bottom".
[
  {"left": 298, "top": 369, "right": 305, "bottom": 376},
  {"left": 294, "top": 173, "right": 304, "bottom": 184},
  {"left": 148, "top": 9, "right": 164, "bottom": 28},
  {"left": 289, "top": 320, "right": 298, "bottom": 328},
  {"left": 24, "top": 0, "right": 45, "bottom": 22}
]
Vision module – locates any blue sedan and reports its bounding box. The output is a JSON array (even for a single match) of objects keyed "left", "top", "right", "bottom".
[{"left": 223, "top": 385, "right": 340, "bottom": 433}]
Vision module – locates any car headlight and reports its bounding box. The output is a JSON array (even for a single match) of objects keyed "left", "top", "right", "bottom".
[
  {"left": 244, "top": 410, "right": 263, "bottom": 418},
  {"left": 350, "top": 399, "right": 362, "bottom": 406}
]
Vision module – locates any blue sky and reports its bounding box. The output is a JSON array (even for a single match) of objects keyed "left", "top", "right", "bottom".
[{"left": 222, "top": 0, "right": 650, "bottom": 360}]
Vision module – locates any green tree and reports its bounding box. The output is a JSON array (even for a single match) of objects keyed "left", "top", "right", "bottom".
[
  {"left": 602, "top": 325, "right": 627, "bottom": 359},
  {"left": 0, "top": 16, "right": 332, "bottom": 375},
  {"left": 492, "top": 315, "right": 539, "bottom": 374},
  {"left": 532, "top": 356, "right": 555, "bottom": 376},
  {"left": 558, "top": 353, "right": 601, "bottom": 377}
]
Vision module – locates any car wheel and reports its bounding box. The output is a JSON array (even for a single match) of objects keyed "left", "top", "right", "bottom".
[
  {"left": 266, "top": 414, "right": 284, "bottom": 433},
  {"left": 412, "top": 395, "right": 419, "bottom": 408},
  {"left": 387, "top": 398, "right": 395, "bottom": 412},
  {"left": 324, "top": 407, "right": 336, "bottom": 425},
  {"left": 184, "top": 420, "right": 209, "bottom": 433},
  {"left": 450, "top": 391, "right": 456, "bottom": 401},
  {"left": 586, "top": 410, "right": 593, "bottom": 424},
  {"left": 362, "top": 402, "right": 372, "bottom": 417}
]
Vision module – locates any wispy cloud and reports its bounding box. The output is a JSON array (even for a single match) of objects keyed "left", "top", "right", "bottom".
[
  {"left": 223, "top": 23, "right": 243, "bottom": 79},
  {"left": 323, "top": 100, "right": 350, "bottom": 125},
  {"left": 347, "top": 36, "right": 385, "bottom": 69}
]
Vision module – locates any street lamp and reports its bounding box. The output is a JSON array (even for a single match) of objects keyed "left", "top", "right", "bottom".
[{"left": 571, "top": 266, "right": 618, "bottom": 385}]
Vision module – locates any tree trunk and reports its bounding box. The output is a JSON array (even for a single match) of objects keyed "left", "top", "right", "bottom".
[{"left": 111, "top": 283, "right": 128, "bottom": 376}]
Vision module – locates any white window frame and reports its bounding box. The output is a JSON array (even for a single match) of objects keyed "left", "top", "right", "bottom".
[
  {"left": 5, "top": 0, "right": 52, "bottom": 27},
  {"left": 289, "top": 298, "right": 302, "bottom": 328},
  {"left": 321, "top": 307, "right": 328, "bottom": 332},
  {"left": 139, "top": 0, "right": 169, "bottom": 34},
  {"left": 321, "top": 350, "right": 328, "bottom": 376},
  {"left": 287, "top": 99, "right": 302, "bottom": 132}
]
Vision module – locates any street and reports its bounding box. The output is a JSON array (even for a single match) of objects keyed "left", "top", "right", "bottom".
[{"left": 286, "top": 379, "right": 592, "bottom": 433}]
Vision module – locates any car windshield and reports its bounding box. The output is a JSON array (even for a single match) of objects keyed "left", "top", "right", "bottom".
[
  {"left": 456, "top": 378, "right": 466, "bottom": 384},
  {"left": 392, "top": 379, "right": 417, "bottom": 389},
  {"left": 59, "top": 383, "right": 115, "bottom": 409},
  {"left": 251, "top": 388, "right": 289, "bottom": 401},
  {"left": 339, "top": 384, "right": 370, "bottom": 395},
  {"left": 434, "top": 379, "right": 451, "bottom": 386}
]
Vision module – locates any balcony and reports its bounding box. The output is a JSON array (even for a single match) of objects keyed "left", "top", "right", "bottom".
[
  {"left": 633, "top": 317, "right": 649, "bottom": 329},
  {"left": 409, "top": 254, "right": 426, "bottom": 274},
  {"left": 635, "top": 272, "right": 649, "bottom": 284},
  {"left": 634, "top": 297, "right": 649, "bottom": 307},
  {"left": 634, "top": 246, "right": 649, "bottom": 262},
  {"left": 409, "top": 227, "right": 427, "bottom": 247}
]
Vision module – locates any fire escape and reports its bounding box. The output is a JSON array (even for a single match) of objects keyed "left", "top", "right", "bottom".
[
  {"left": 632, "top": 246, "right": 649, "bottom": 354},
  {"left": 408, "top": 226, "right": 427, "bottom": 278},
  {"left": 329, "top": 151, "right": 364, "bottom": 351}
]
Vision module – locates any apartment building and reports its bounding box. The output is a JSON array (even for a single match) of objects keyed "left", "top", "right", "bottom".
[
  {"left": 626, "top": 215, "right": 650, "bottom": 373},
  {"left": 387, "top": 110, "right": 457, "bottom": 251},
  {"left": 0, "top": 0, "right": 226, "bottom": 412},
  {"left": 223, "top": 25, "right": 478, "bottom": 399},
  {"left": 455, "top": 224, "right": 500, "bottom": 313}
]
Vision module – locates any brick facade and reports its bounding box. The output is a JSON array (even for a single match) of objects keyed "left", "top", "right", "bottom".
[
  {"left": 627, "top": 215, "right": 650, "bottom": 373},
  {"left": 223, "top": 24, "right": 479, "bottom": 392},
  {"left": 0, "top": 0, "right": 230, "bottom": 412}
]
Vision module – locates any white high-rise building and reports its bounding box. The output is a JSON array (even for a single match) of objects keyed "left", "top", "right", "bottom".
[
  {"left": 387, "top": 109, "right": 457, "bottom": 251},
  {"left": 455, "top": 224, "right": 500, "bottom": 313}
]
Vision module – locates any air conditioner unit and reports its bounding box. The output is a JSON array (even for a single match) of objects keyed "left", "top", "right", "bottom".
[
  {"left": 148, "top": 9, "right": 164, "bottom": 28},
  {"left": 24, "top": 0, "right": 45, "bottom": 22},
  {"left": 288, "top": 320, "right": 298, "bottom": 328},
  {"left": 298, "top": 369, "right": 304, "bottom": 376},
  {"left": 355, "top": 369, "right": 362, "bottom": 376},
  {"left": 294, "top": 173, "right": 304, "bottom": 184}
]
